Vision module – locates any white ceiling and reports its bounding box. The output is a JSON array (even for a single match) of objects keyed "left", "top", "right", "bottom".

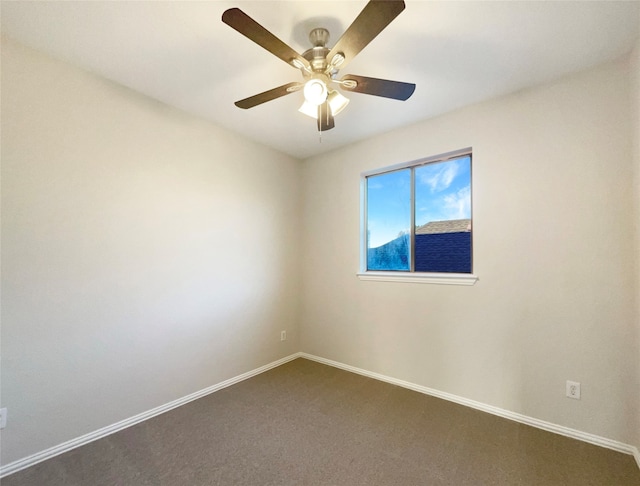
[{"left": 2, "top": 1, "right": 639, "bottom": 159}]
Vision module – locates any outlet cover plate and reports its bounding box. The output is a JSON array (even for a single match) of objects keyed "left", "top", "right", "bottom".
[{"left": 566, "top": 380, "right": 581, "bottom": 400}]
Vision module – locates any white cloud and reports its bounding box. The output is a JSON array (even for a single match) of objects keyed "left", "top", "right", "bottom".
[
  {"left": 443, "top": 185, "right": 471, "bottom": 219},
  {"left": 418, "top": 161, "right": 460, "bottom": 193}
]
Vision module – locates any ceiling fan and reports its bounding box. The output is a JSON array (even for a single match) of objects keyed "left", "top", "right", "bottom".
[{"left": 222, "top": 0, "right": 415, "bottom": 132}]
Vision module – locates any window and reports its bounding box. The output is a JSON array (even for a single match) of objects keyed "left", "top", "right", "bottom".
[{"left": 359, "top": 149, "right": 477, "bottom": 285}]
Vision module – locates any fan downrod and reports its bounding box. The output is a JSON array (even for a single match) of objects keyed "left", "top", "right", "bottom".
[{"left": 309, "top": 28, "right": 329, "bottom": 47}]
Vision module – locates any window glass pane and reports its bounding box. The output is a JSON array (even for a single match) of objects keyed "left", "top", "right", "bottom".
[
  {"left": 414, "top": 156, "right": 472, "bottom": 273},
  {"left": 367, "top": 169, "right": 411, "bottom": 271}
]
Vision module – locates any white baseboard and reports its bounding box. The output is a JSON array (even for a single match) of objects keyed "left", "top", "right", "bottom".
[
  {"left": 299, "top": 353, "right": 640, "bottom": 464},
  {"left": 0, "top": 353, "right": 302, "bottom": 478}
]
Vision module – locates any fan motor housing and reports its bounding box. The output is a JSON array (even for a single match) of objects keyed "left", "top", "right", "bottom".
[{"left": 302, "top": 46, "right": 330, "bottom": 72}]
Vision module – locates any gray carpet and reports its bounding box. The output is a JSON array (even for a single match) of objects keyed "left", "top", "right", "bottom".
[{"left": 3, "top": 358, "right": 639, "bottom": 485}]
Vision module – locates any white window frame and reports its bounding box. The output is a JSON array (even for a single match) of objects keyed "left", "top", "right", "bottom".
[{"left": 358, "top": 148, "right": 478, "bottom": 285}]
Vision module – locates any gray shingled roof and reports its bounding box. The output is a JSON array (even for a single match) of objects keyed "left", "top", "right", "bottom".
[{"left": 416, "top": 219, "right": 471, "bottom": 235}]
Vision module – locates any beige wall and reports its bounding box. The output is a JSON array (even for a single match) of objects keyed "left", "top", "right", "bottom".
[
  {"left": 0, "top": 38, "right": 301, "bottom": 465},
  {"left": 631, "top": 29, "right": 640, "bottom": 451},
  {"left": 301, "top": 57, "right": 638, "bottom": 445}
]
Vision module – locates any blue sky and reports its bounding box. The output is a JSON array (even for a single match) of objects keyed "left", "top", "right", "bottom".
[{"left": 367, "top": 156, "right": 471, "bottom": 248}]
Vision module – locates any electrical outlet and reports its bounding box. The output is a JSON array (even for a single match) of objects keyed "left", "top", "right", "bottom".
[
  {"left": 566, "top": 380, "right": 581, "bottom": 400},
  {"left": 0, "top": 408, "right": 7, "bottom": 429},
  {"left": 280, "top": 330, "right": 286, "bottom": 341}
]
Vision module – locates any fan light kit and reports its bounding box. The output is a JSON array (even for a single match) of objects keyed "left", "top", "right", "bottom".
[
  {"left": 222, "top": 0, "right": 415, "bottom": 132},
  {"left": 303, "top": 78, "right": 328, "bottom": 106},
  {"left": 299, "top": 90, "right": 349, "bottom": 120}
]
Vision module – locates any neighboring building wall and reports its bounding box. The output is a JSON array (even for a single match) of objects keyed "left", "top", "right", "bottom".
[
  {"left": 415, "top": 232, "right": 471, "bottom": 273},
  {"left": 1, "top": 38, "right": 301, "bottom": 466},
  {"left": 301, "top": 57, "right": 637, "bottom": 446},
  {"left": 415, "top": 219, "right": 472, "bottom": 272}
]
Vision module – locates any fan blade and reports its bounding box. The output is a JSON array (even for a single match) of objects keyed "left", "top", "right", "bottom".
[
  {"left": 222, "top": 8, "right": 311, "bottom": 71},
  {"left": 235, "top": 83, "right": 302, "bottom": 109},
  {"left": 317, "top": 101, "right": 335, "bottom": 131},
  {"left": 340, "top": 75, "right": 415, "bottom": 100},
  {"left": 326, "top": 0, "right": 405, "bottom": 71}
]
